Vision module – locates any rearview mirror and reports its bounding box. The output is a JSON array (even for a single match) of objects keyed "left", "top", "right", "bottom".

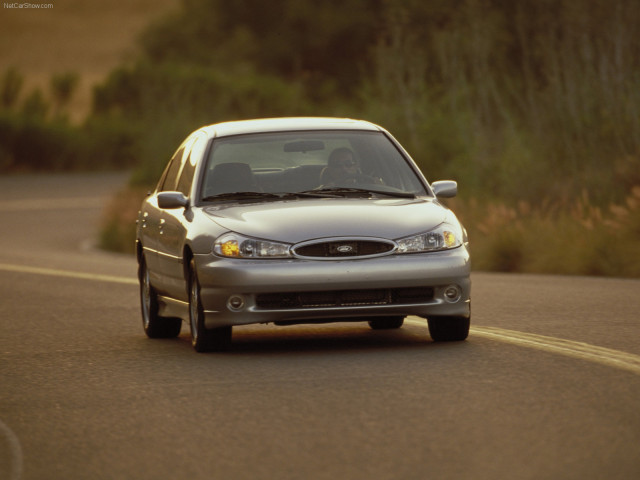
[
  {"left": 284, "top": 140, "right": 325, "bottom": 153},
  {"left": 157, "top": 191, "right": 188, "bottom": 209},
  {"left": 431, "top": 181, "right": 457, "bottom": 198}
]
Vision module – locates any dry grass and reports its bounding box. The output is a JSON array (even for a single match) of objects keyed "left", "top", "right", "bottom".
[
  {"left": 0, "top": 0, "right": 179, "bottom": 121},
  {"left": 98, "top": 186, "right": 149, "bottom": 254},
  {"left": 451, "top": 186, "right": 640, "bottom": 277}
]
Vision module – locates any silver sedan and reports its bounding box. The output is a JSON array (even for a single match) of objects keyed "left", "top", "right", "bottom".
[{"left": 136, "top": 117, "right": 471, "bottom": 352}]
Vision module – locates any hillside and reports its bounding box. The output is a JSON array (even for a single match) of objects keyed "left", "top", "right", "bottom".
[{"left": 0, "top": 0, "right": 179, "bottom": 120}]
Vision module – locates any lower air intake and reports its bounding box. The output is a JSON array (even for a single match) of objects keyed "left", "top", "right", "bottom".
[{"left": 255, "top": 287, "right": 434, "bottom": 310}]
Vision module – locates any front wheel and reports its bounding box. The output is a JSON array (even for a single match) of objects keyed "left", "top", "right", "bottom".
[
  {"left": 188, "top": 259, "right": 232, "bottom": 352},
  {"left": 427, "top": 316, "right": 470, "bottom": 342},
  {"left": 139, "top": 257, "right": 181, "bottom": 338}
]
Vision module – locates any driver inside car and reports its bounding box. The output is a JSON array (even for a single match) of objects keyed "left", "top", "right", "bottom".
[{"left": 320, "top": 147, "right": 381, "bottom": 186}]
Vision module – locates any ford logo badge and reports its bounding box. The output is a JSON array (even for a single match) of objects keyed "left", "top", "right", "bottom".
[{"left": 337, "top": 245, "right": 353, "bottom": 253}]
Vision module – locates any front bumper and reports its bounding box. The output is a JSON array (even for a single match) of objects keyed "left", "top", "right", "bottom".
[{"left": 194, "top": 247, "right": 471, "bottom": 328}]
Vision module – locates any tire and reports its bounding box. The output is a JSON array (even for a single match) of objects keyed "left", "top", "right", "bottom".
[
  {"left": 139, "top": 257, "right": 182, "bottom": 339},
  {"left": 368, "top": 316, "right": 405, "bottom": 330},
  {"left": 188, "top": 259, "right": 232, "bottom": 352},
  {"left": 427, "top": 316, "right": 470, "bottom": 342}
]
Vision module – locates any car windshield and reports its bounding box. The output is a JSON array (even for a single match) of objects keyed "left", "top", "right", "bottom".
[{"left": 200, "top": 131, "right": 429, "bottom": 200}]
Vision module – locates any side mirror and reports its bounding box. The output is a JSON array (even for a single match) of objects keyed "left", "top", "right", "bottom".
[
  {"left": 431, "top": 180, "right": 457, "bottom": 198},
  {"left": 157, "top": 191, "right": 189, "bottom": 209}
]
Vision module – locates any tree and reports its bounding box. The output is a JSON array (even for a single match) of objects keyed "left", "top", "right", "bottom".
[
  {"left": 50, "top": 72, "right": 79, "bottom": 119},
  {"left": 1, "top": 67, "right": 24, "bottom": 110}
]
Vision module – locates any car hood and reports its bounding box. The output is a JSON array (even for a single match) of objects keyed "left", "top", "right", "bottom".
[{"left": 202, "top": 198, "right": 448, "bottom": 243}]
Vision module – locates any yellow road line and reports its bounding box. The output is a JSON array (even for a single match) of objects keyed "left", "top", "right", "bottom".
[
  {"left": 0, "top": 263, "right": 137, "bottom": 285},
  {"left": 470, "top": 326, "right": 640, "bottom": 375},
  {"left": 406, "top": 318, "right": 640, "bottom": 375}
]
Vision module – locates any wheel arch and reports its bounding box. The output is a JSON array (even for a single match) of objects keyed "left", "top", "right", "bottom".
[
  {"left": 136, "top": 240, "right": 144, "bottom": 264},
  {"left": 183, "top": 245, "right": 194, "bottom": 295},
  {"left": 136, "top": 240, "right": 144, "bottom": 280}
]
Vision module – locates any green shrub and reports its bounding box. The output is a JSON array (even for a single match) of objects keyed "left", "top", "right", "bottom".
[{"left": 0, "top": 112, "right": 137, "bottom": 172}]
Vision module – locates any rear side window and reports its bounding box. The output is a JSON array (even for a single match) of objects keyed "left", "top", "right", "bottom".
[
  {"left": 159, "top": 146, "right": 185, "bottom": 192},
  {"left": 176, "top": 134, "right": 208, "bottom": 196}
]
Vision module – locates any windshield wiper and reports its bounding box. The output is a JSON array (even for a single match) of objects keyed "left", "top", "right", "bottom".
[
  {"left": 203, "top": 191, "right": 340, "bottom": 202},
  {"left": 202, "top": 188, "right": 415, "bottom": 202},
  {"left": 202, "top": 191, "right": 283, "bottom": 201},
  {"left": 300, "top": 187, "right": 416, "bottom": 199},
  {"left": 282, "top": 191, "right": 335, "bottom": 198}
]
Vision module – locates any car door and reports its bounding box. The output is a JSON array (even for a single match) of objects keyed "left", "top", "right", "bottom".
[
  {"left": 144, "top": 140, "right": 188, "bottom": 295},
  {"left": 139, "top": 143, "right": 186, "bottom": 278},
  {"left": 138, "top": 194, "right": 164, "bottom": 274},
  {"left": 155, "top": 133, "right": 203, "bottom": 300}
]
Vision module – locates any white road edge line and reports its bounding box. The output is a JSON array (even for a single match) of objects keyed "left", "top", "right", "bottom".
[
  {"left": 0, "top": 263, "right": 138, "bottom": 285},
  {"left": 407, "top": 318, "right": 640, "bottom": 375},
  {"left": 2, "top": 262, "right": 639, "bottom": 375}
]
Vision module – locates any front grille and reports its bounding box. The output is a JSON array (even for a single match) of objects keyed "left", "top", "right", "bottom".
[
  {"left": 293, "top": 240, "right": 395, "bottom": 258},
  {"left": 255, "top": 287, "right": 434, "bottom": 310}
]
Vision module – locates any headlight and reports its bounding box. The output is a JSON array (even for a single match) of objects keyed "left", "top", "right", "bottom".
[
  {"left": 214, "top": 233, "right": 292, "bottom": 258},
  {"left": 396, "top": 224, "right": 462, "bottom": 253}
]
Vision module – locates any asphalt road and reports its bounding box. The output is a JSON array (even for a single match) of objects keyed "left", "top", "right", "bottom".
[{"left": 1, "top": 173, "right": 639, "bottom": 480}]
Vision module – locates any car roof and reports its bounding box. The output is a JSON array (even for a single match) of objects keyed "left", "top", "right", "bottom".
[{"left": 199, "top": 117, "right": 383, "bottom": 138}]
